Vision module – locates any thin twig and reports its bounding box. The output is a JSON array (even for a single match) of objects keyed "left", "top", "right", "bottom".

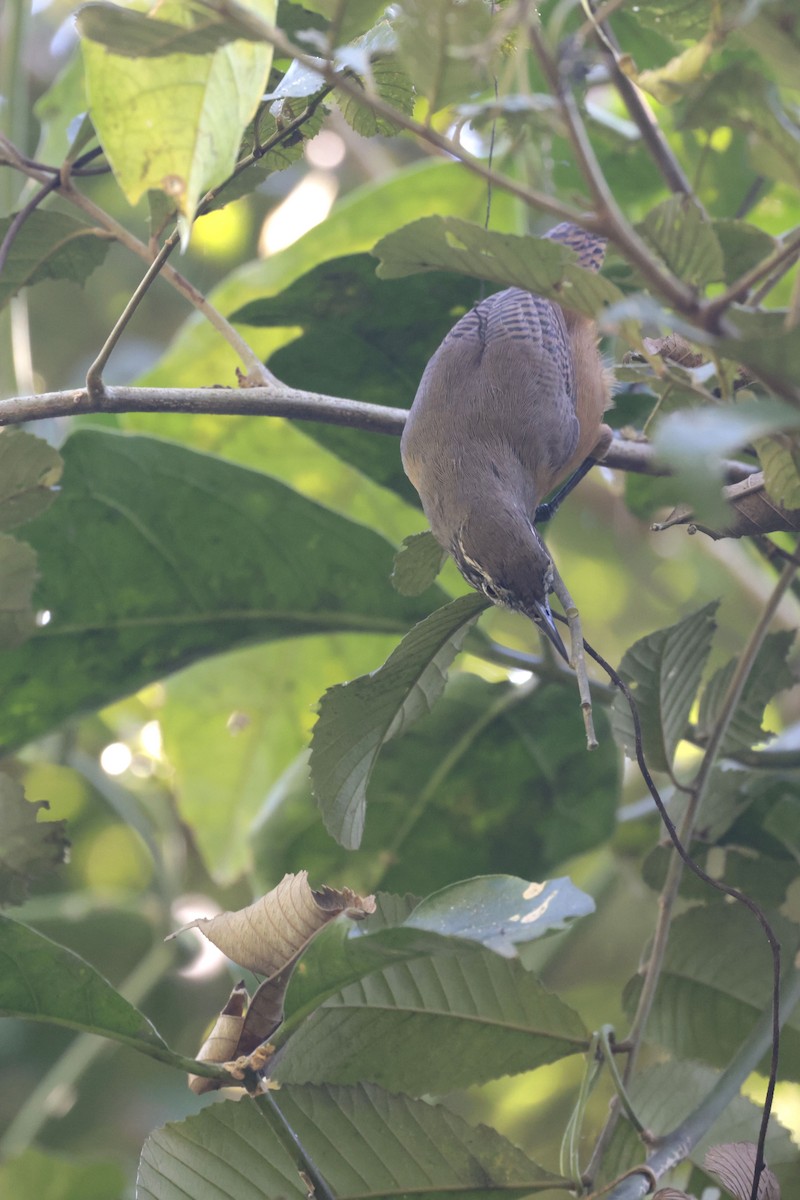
[
  {"left": 582, "top": 1, "right": 693, "bottom": 199},
  {"left": 703, "top": 225, "right": 800, "bottom": 328},
  {"left": 85, "top": 233, "right": 182, "bottom": 397},
  {"left": 526, "top": 16, "right": 699, "bottom": 316},
  {"left": 551, "top": 564, "right": 597, "bottom": 749}
]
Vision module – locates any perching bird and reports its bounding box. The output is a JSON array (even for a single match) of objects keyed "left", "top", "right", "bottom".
[{"left": 400, "top": 222, "right": 612, "bottom": 660}]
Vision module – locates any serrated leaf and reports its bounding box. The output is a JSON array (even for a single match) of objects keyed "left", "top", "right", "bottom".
[
  {"left": 373, "top": 216, "right": 623, "bottom": 318},
  {"left": 1, "top": 430, "right": 438, "bottom": 754},
  {"left": 138, "top": 1083, "right": 564, "bottom": 1199},
  {"left": 601, "top": 1059, "right": 796, "bottom": 1189},
  {"left": 334, "top": 58, "right": 415, "bottom": 137},
  {"left": 0, "top": 211, "right": 111, "bottom": 310},
  {"left": 311, "top": 592, "right": 490, "bottom": 849},
  {"left": 697, "top": 631, "right": 795, "bottom": 755},
  {"left": 391, "top": 531, "right": 447, "bottom": 595},
  {"left": 638, "top": 195, "right": 724, "bottom": 288},
  {"left": 755, "top": 432, "right": 800, "bottom": 510},
  {"left": 256, "top": 677, "right": 620, "bottom": 897},
  {"left": 611, "top": 602, "right": 718, "bottom": 772},
  {"left": 623, "top": 906, "right": 800, "bottom": 1075},
  {"left": 0, "top": 775, "right": 68, "bottom": 907},
  {"left": 81, "top": 0, "right": 276, "bottom": 229},
  {"left": 0, "top": 915, "right": 169, "bottom": 1055},
  {"left": 276, "top": 939, "right": 589, "bottom": 1094},
  {"left": 0, "top": 431, "right": 62, "bottom": 531},
  {"left": 713, "top": 220, "right": 776, "bottom": 286}
]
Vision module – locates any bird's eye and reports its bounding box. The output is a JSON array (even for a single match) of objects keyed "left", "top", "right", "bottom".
[{"left": 482, "top": 581, "right": 499, "bottom": 602}]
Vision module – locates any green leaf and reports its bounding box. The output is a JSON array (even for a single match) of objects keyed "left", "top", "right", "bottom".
[
  {"left": 394, "top": 0, "right": 493, "bottom": 112},
  {"left": 138, "top": 1083, "right": 564, "bottom": 1200},
  {"left": 697, "top": 630, "right": 795, "bottom": 755},
  {"left": 713, "top": 219, "right": 776, "bottom": 285},
  {"left": 374, "top": 216, "right": 623, "bottom": 318},
  {"left": 601, "top": 1059, "right": 797, "bottom": 1189},
  {"left": 0, "top": 1149, "right": 125, "bottom": 1200},
  {"left": 334, "top": 58, "right": 415, "bottom": 137},
  {"left": 756, "top": 431, "right": 800, "bottom": 509},
  {"left": 310, "top": 593, "right": 490, "bottom": 849},
  {"left": 276, "top": 941, "right": 588, "bottom": 1094},
  {"left": 161, "top": 636, "right": 402, "bottom": 883},
  {"left": 638, "top": 195, "right": 724, "bottom": 288},
  {"left": 611, "top": 602, "right": 719, "bottom": 772},
  {"left": 1, "top": 429, "right": 437, "bottom": 753},
  {"left": 231, "top": 253, "right": 479, "bottom": 500},
  {"left": 81, "top": 0, "right": 275, "bottom": 229},
  {"left": 257, "top": 677, "right": 620, "bottom": 896},
  {"left": 294, "top": 0, "right": 388, "bottom": 42},
  {"left": 718, "top": 309, "right": 800, "bottom": 399},
  {"left": 0, "top": 431, "right": 63, "bottom": 531},
  {"left": 0, "top": 774, "right": 68, "bottom": 907},
  {"left": 391, "top": 531, "right": 446, "bottom": 595},
  {"left": 277, "top": 883, "right": 593, "bottom": 1050},
  {"left": 0, "top": 914, "right": 168, "bottom": 1054},
  {"left": 0, "top": 211, "right": 111, "bottom": 310},
  {"left": 682, "top": 64, "right": 800, "bottom": 189},
  {"left": 623, "top": 905, "right": 800, "bottom": 1076},
  {"left": 76, "top": 1, "right": 266, "bottom": 56},
  {"left": 139, "top": 158, "right": 519, "bottom": 389},
  {"left": 0, "top": 533, "right": 38, "bottom": 649},
  {"left": 653, "top": 399, "right": 800, "bottom": 526}
]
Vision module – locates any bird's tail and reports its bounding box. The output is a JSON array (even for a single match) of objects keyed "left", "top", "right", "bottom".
[{"left": 545, "top": 222, "right": 606, "bottom": 272}]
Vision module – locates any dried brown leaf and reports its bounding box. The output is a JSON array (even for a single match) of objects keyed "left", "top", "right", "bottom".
[
  {"left": 643, "top": 334, "right": 706, "bottom": 369},
  {"left": 188, "top": 980, "right": 249, "bottom": 1095},
  {"left": 704, "top": 1142, "right": 780, "bottom": 1200},
  {"left": 169, "top": 871, "right": 376, "bottom": 976}
]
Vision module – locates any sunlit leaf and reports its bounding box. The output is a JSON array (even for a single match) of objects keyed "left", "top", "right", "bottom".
[
  {"left": 81, "top": 0, "right": 276, "bottom": 229},
  {"left": 76, "top": 1, "right": 266, "bottom": 56},
  {"left": 374, "top": 216, "right": 622, "bottom": 318},
  {"left": 0, "top": 774, "right": 68, "bottom": 907}
]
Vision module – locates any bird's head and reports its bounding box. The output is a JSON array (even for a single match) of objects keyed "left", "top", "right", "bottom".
[{"left": 449, "top": 509, "right": 568, "bottom": 661}]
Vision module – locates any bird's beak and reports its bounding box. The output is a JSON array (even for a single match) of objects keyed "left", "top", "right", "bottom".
[{"left": 530, "top": 599, "right": 569, "bottom": 662}]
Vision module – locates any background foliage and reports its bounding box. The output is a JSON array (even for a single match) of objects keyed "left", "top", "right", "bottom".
[{"left": 1, "top": 1, "right": 800, "bottom": 1198}]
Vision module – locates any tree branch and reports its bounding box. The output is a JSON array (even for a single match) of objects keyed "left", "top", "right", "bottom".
[{"left": 0, "top": 383, "right": 758, "bottom": 483}]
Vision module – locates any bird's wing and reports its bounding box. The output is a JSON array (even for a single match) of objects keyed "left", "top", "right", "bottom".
[{"left": 441, "top": 287, "right": 581, "bottom": 483}]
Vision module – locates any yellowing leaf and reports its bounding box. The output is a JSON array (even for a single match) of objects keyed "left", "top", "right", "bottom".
[{"left": 81, "top": 0, "right": 276, "bottom": 231}]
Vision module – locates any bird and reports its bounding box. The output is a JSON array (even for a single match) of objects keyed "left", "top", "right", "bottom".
[{"left": 400, "top": 222, "right": 613, "bottom": 661}]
